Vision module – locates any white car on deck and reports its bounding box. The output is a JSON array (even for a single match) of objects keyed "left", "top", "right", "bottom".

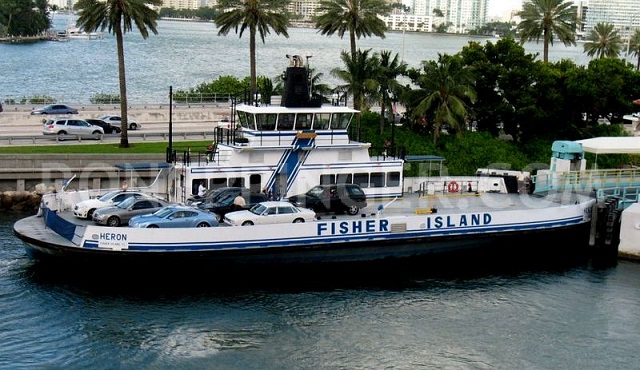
[
  {"left": 73, "top": 190, "right": 148, "bottom": 219},
  {"left": 223, "top": 201, "right": 316, "bottom": 226}
]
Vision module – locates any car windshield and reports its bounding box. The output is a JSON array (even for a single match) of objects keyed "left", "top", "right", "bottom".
[
  {"left": 217, "top": 194, "right": 234, "bottom": 205},
  {"left": 152, "top": 207, "right": 175, "bottom": 218},
  {"left": 307, "top": 186, "right": 325, "bottom": 196},
  {"left": 116, "top": 197, "right": 137, "bottom": 209},
  {"left": 98, "top": 191, "right": 121, "bottom": 202},
  {"left": 250, "top": 204, "right": 267, "bottom": 215}
]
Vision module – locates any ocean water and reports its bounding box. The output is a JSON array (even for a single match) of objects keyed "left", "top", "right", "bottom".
[
  {"left": 4, "top": 17, "right": 640, "bottom": 369},
  {"left": 2, "top": 210, "right": 640, "bottom": 369},
  {"left": 1, "top": 14, "right": 596, "bottom": 104}
]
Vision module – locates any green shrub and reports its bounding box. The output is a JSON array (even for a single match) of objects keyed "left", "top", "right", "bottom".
[
  {"left": 26, "top": 95, "right": 56, "bottom": 104},
  {"left": 90, "top": 93, "right": 121, "bottom": 104}
]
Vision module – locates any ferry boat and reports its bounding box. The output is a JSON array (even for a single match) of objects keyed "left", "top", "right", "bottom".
[{"left": 13, "top": 55, "right": 597, "bottom": 267}]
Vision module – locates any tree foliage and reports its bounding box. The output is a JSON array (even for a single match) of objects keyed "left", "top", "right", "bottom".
[
  {"left": 516, "top": 0, "right": 576, "bottom": 62},
  {"left": 0, "top": 0, "right": 50, "bottom": 37},
  {"left": 584, "top": 22, "right": 623, "bottom": 59},
  {"left": 215, "top": 0, "right": 290, "bottom": 103},
  {"left": 314, "top": 0, "right": 390, "bottom": 58},
  {"left": 74, "top": 0, "right": 161, "bottom": 148}
]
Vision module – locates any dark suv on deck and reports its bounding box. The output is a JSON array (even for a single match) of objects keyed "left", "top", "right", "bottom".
[
  {"left": 198, "top": 191, "right": 268, "bottom": 222},
  {"left": 287, "top": 184, "right": 367, "bottom": 215}
]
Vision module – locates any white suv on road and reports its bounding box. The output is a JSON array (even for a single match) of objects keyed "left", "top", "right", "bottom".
[{"left": 42, "top": 118, "right": 104, "bottom": 140}]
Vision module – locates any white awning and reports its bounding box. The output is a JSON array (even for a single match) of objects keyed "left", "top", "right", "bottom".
[{"left": 576, "top": 137, "right": 640, "bottom": 154}]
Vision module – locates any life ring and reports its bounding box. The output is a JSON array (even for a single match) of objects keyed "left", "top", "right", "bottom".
[{"left": 447, "top": 181, "right": 460, "bottom": 193}]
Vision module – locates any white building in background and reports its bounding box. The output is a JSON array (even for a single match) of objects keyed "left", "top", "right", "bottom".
[
  {"left": 583, "top": 0, "right": 640, "bottom": 43},
  {"left": 383, "top": 0, "right": 488, "bottom": 33},
  {"left": 162, "top": 0, "right": 200, "bottom": 10}
]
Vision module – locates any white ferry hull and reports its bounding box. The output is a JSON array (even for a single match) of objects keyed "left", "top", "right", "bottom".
[{"left": 14, "top": 194, "right": 595, "bottom": 267}]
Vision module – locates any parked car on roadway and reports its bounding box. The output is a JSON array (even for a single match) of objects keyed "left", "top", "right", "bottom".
[
  {"left": 73, "top": 190, "right": 148, "bottom": 219},
  {"left": 31, "top": 104, "right": 78, "bottom": 115},
  {"left": 224, "top": 201, "right": 316, "bottom": 226},
  {"left": 99, "top": 115, "right": 141, "bottom": 130},
  {"left": 42, "top": 118, "right": 104, "bottom": 140},
  {"left": 287, "top": 184, "right": 367, "bottom": 215},
  {"left": 92, "top": 196, "right": 169, "bottom": 226},
  {"left": 198, "top": 191, "right": 268, "bottom": 222},
  {"left": 128, "top": 205, "right": 218, "bottom": 228},
  {"left": 85, "top": 118, "right": 121, "bottom": 134}
]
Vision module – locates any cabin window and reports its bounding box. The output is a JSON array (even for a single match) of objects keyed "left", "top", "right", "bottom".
[
  {"left": 313, "top": 113, "right": 331, "bottom": 129},
  {"left": 256, "top": 113, "right": 276, "bottom": 131},
  {"left": 295, "top": 113, "right": 313, "bottom": 130},
  {"left": 331, "top": 113, "right": 352, "bottom": 129},
  {"left": 370, "top": 172, "right": 385, "bottom": 188},
  {"left": 237, "top": 111, "right": 250, "bottom": 128},
  {"left": 387, "top": 172, "right": 401, "bottom": 187},
  {"left": 211, "top": 178, "right": 227, "bottom": 189},
  {"left": 336, "top": 173, "right": 352, "bottom": 184},
  {"left": 229, "top": 177, "right": 244, "bottom": 187},
  {"left": 277, "top": 113, "right": 295, "bottom": 130},
  {"left": 320, "top": 174, "right": 335, "bottom": 185},
  {"left": 353, "top": 173, "right": 369, "bottom": 188},
  {"left": 192, "top": 178, "right": 208, "bottom": 195}
]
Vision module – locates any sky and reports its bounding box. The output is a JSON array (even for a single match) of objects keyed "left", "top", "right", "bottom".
[{"left": 488, "top": 0, "right": 523, "bottom": 18}]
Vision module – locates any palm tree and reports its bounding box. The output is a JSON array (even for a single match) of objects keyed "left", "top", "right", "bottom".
[
  {"left": 412, "top": 54, "right": 476, "bottom": 145},
  {"left": 516, "top": 0, "right": 576, "bottom": 63},
  {"left": 331, "top": 49, "right": 379, "bottom": 111},
  {"left": 314, "top": 0, "right": 390, "bottom": 58},
  {"left": 628, "top": 29, "right": 640, "bottom": 70},
  {"left": 216, "top": 0, "right": 289, "bottom": 103},
  {"left": 74, "top": 0, "right": 161, "bottom": 148},
  {"left": 584, "top": 22, "right": 623, "bottom": 59},
  {"left": 373, "top": 50, "right": 406, "bottom": 134}
]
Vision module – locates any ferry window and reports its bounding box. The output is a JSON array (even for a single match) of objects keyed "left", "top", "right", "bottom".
[
  {"left": 246, "top": 114, "right": 256, "bottom": 129},
  {"left": 320, "top": 174, "right": 335, "bottom": 185},
  {"left": 387, "top": 172, "right": 401, "bottom": 187},
  {"left": 295, "top": 113, "right": 313, "bottom": 130},
  {"left": 237, "top": 111, "right": 249, "bottom": 128},
  {"left": 353, "top": 173, "right": 369, "bottom": 188},
  {"left": 192, "top": 178, "right": 207, "bottom": 195},
  {"left": 336, "top": 174, "right": 352, "bottom": 184},
  {"left": 331, "top": 113, "right": 352, "bottom": 129},
  {"left": 229, "top": 177, "right": 244, "bottom": 187},
  {"left": 313, "top": 113, "right": 331, "bottom": 129},
  {"left": 277, "top": 113, "right": 295, "bottom": 130},
  {"left": 256, "top": 113, "right": 276, "bottom": 131},
  {"left": 370, "top": 172, "right": 384, "bottom": 187},
  {"left": 211, "top": 178, "right": 227, "bottom": 189}
]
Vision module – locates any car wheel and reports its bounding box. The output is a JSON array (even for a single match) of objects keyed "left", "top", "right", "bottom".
[
  {"left": 129, "top": 123, "right": 137, "bottom": 130},
  {"left": 114, "top": 127, "right": 121, "bottom": 134},
  {"left": 57, "top": 131, "right": 67, "bottom": 141},
  {"left": 147, "top": 225, "right": 159, "bottom": 228},
  {"left": 92, "top": 130, "right": 102, "bottom": 140},
  {"left": 106, "top": 216, "right": 121, "bottom": 227},
  {"left": 293, "top": 218, "right": 305, "bottom": 223},
  {"left": 196, "top": 222, "right": 210, "bottom": 228},
  {"left": 242, "top": 221, "right": 254, "bottom": 226},
  {"left": 346, "top": 205, "right": 359, "bottom": 215},
  {"left": 87, "top": 208, "right": 96, "bottom": 219}
]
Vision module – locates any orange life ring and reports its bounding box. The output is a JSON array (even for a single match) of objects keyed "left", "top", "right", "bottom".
[{"left": 447, "top": 181, "right": 460, "bottom": 193}]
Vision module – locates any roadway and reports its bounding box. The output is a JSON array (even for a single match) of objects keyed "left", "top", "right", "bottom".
[{"left": 0, "top": 104, "right": 231, "bottom": 145}]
